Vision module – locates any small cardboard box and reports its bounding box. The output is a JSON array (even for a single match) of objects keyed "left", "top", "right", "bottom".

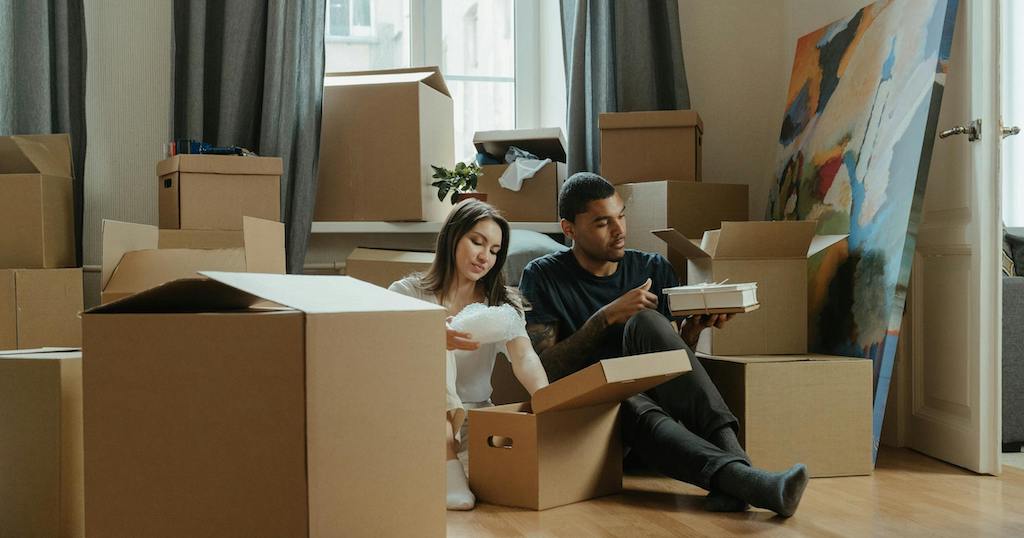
[
  {"left": 99, "top": 216, "right": 285, "bottom": 304},
  {"left": 0, "top": 348, "right": 83, "bottom": 538},
  {"left": 346, "top": 247, "right": 434, "bottom": 288},
  {"left": 0, "top": 269, "right": 83, "bottom": 350},
  {"left": 316, "top": 67, "right": 455, "bottom": 222},
  {"left": 0, "top": 134, "right": 75, "bottom": 268},
  {"left": 653, "top": 222, "right": 846, "bottom": 355},
  {"left": 469, "top": 350, "right": 691, "bottom": 510},
  {"left": 472, "top": 128, "right": 568, "bottom": 222},
  {"left": 83, "top": 272, "right": 447, "bottom": 537},
  {"left": 621, "top": 180, "right": 748, "bottom": 279},
  {"left": 157, "top": 154, "right": 282, "bottom": 230},
  {"left": 599, "top": 110, "right": 703, "bottom": 184},
  {"left": 698, "top": 353, "right": 873, "bottom": 477}
]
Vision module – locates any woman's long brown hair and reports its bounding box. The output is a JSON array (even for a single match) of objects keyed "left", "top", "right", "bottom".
[{"left": 416, "top": 199, "right": 521, "bottom": 312}]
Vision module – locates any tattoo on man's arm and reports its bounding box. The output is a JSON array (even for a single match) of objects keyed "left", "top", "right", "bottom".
[
  {"left": 530, "top": 310, "right": 610, "bottom": 382},
  {"left": 526, "top": 322, "right": 558, "bottom": 354}
]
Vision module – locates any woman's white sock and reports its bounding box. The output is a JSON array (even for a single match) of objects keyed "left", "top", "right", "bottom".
[{"left": 446, "top": 459, "right": 475, "bottom": 510}]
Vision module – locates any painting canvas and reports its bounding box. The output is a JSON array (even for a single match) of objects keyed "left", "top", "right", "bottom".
[{"left": 766, "top": 0, "right": 959, "bottom": 456}]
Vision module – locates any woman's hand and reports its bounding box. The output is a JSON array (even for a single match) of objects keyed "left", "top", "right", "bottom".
[{"left": 446, "top": 316, "right": 480, "bottom": 351}]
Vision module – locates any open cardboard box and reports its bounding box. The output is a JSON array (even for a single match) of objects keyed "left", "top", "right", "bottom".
[
  {"left": 0, "top": 269, "right": 82, "bottom": 350},
  {"left": 157, "top": 154, "right": 282, "bottom": 230},
  {"left": 99, "top": 216, "right": 285, "bottom": 304},
  {"left": 599, "top": 110, "right": 703, "bottom": 184},
  {"left": 469, "top": 350, "right": 691, "bottom": 510},
  {"left": 472, "top": 128, "right": 568, "bottom": 222},
  {"left": 345, "top": 247, "right": 434, "bottom": 288}
]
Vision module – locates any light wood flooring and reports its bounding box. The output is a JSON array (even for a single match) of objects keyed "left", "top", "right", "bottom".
[{"left": 447, "top": 447, "right": 1024, "bottom": 537}]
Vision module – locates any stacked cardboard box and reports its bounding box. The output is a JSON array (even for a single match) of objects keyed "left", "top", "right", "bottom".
[
  {"left": 345, "top": 247, "right": 434, "bottom": 288},
  {"left": 472, "top": 128, "right": 567, "bottom": 222},
  {"left": 157, "top": 154, "right": 282, "bottom": 231}
]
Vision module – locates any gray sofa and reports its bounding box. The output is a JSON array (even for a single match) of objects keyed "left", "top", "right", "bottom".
[{"left": 1004, "top": 228, "right": 1024, "bottom": 450}]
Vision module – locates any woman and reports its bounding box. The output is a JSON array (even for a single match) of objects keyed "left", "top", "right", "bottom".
[{"left": 388, "top": 200, "right": 549, "bottom": 511}]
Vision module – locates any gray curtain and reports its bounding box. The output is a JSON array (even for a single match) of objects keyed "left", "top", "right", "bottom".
[
  {"left": 560, "top": 0, "right": 690, "bottom": 175},
  {"left": 0, "top": 0, "right": 87, "bottom": 265},
  {"left": 173, "top": 0, "right": 325, "bottom": 274}
]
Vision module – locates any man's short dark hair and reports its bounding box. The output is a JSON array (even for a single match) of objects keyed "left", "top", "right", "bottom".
[{"left": 558, "top": 172, "right": 616, "bottom": 222}]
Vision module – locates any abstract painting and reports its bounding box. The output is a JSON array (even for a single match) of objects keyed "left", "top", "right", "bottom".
[{"left": 766, "top": 0, "right": 959, "bottom": 456}]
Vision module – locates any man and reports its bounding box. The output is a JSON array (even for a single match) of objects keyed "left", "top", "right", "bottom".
[{"left": 519, "top": 172, "right": 808, "bottom": 517}]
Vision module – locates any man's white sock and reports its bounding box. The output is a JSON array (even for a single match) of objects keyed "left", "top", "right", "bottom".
[{"left": 446, "top": 459, "right": 475, "bottom": 510}]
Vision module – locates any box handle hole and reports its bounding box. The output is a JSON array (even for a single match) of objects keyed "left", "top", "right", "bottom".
[
  {"left": 487, "top": 435, "right": 513, "bottom": 449},
  {"left": 163, "top": 178, "right": 173, "bottom": 188}
]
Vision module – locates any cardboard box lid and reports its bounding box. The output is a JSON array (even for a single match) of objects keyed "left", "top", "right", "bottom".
[
  {"left": 472, "top": 128, "right": 567, "bottom": 162},
  {"left": 598, "top": 110, "right": 703, "bottom": 132},
  {"left": 652, "top": 223, "right": 847, "bottom": 261},
  {"left": 697, "top": 352, "right": 868, "bottom": 365},
  {"left": 156, "top": 154, "right": 284, "bottom": 176},
  {"left": 323, "top": 65, "right": 451, "bottom": 97},
  {"left": 530, "top": 350, "right": 691, "bottom": 414},
  {"left": 0, "top": 347, "right": 81, "bottom": 360},
  {"left": 347, "top": 247, "right": 435, "bottom": 264},
  {"left": 0, "top": 134, "right": 73, "bottom": 177}
]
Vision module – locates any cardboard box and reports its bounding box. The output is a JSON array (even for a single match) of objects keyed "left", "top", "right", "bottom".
[
  {"left": 157, "top": 154, "right": 282, "bottom": 231},
  {"left": 472, "top": 128, "right": 568, "bottom": 222},
  {"left": 83, "top": 272, "right": 447, "bottom": 537},
  {"left": 599, "top": 110, "right": 703, "bottom": 184},
  {"left": 346, "top": 247, "right": 434, "bottom": 288},
  {"left": 0, "top": 134, "right": 75, "bottom": 268},
  {"left": 469, "top": 350, "right": 691, "bottom": 510},
  {"left": 698, "top": 353, "right": 873, "bottom": 477},
  {"left": 157, "top": 228, "right": 245, "bottom": 249},
  {"left": 654, "top": 222, "right": 846, "bottom": 355},
  {"left": 316, "top": 67, "right": 455, "bottom": 222},
  {"left": 0, "top": 348, "right": 83, "bottom": 538},
  {"left": 100, "top": 217, "right": 285, "bottom": 304},
  {"left": 0, "top": 269, "right": 83, "bottom": 350},
  {"left": 621, "top": 180, "right": 748, "bottom": 279}
]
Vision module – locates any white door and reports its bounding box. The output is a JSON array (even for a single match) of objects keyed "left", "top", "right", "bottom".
[{"left": 909, "top": 0, "right": 1002, "bottom": 474}]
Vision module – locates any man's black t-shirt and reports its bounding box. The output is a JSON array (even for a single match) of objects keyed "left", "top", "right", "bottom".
[{"left": 519, "top": 249, "right": 680, "bottom": 365}]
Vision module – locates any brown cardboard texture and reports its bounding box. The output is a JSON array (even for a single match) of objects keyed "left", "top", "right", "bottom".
[
  {"left": 317, "top": 66, "right": 455, "bottom": 221},
  {"left": 0, "top": 348, "right": 83, "bottom": 538},
  {"left": 157, "top": 228, "right": 245, "bottom": 249},
  {"left": 346, "top": 247, "right": 434, "bottom": 288},
  {"left": 157, "top": 154, "right": 282, "bottom": 230},
  {"left": 599, "top": 110, "right": 703, "bottom": 184},
  {"left": 698, "top": 353, "right": 873, "bottom": 477},
  {"left": 654, "top": 222, "right": 846, "bottom": 355},
  {"left": 0, "top": 269, "right": 83, "bottom": 350},
  {"left": 470, "top": 350, "right": 691, "bottom": 510},
  {"left": 0, "top": 134, "right": 75, "bottom": 268},
  {"left": 472, "top": 128, "right": 567, "bottom": 222},
  {"left": 621, "top": 181, "right": 747, "bottom": 279},
  {"left": 83, "top": 272, "right": 447, "bottom": 537},
  {"left": 100, "top": 216, "right": 285, "bottom": 304}
]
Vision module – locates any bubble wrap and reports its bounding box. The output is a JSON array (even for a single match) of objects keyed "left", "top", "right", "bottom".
[{"left": 450, "top": 303, "right": 522, "bottom": 344}]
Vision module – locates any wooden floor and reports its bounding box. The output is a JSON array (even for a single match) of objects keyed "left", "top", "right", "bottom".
[{"left": 447, "top": 447, "right": 1024, "bottom": 537}]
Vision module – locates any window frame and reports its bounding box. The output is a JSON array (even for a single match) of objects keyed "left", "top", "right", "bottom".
[{"left": 326, "top": 0, "right": 377, "bottom": 42}]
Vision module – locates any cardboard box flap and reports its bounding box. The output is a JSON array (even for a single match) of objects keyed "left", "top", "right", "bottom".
[
  {"left": 0, "top": 134, "right": 73, "bottom": 177},
  {"left": 697, "top": 352, "right": 863, "bottom": 364},
  {"left": 101, "top": 220, "right": 159, "bottom": 290},
  {"left": 472, "top": 128, "right": 567, "bottom": 162},
  {"left": 156, "top": 155, "right": 284, "bottom": 176},
  {"left": 713, "top": 221, "right": 818, "bottom": 259},
  {"left": 651, "top": 228, "right": 711, "bottom": 259},
  {"left": 324, "top": 65, "right": 450, "bottom": 97},
  {"left": 0, "top": 348, "right": 81, "bottom": 359},
  {"left": 348, "top": 247, "right": 435, "bottom": 264},
  {"left": 808, "top": 234, "right": 848, "bottom": 257},
  {"left": 200, "top": 271, "right": 447, "bottom": 314},
  {"left": 241, "top": 217, "right": 286, "bottom": 273},
  {"left": 598, "top": 110, "right": 703, "bottom": 132},
  {"left": 531, "top": 350, "right": 691, "bottom": 414},
  {"left": 105, "top": 249, "right": 248, "bottom": 294},
  {"left": 87, "top": 278, "right": 266, "bottom": 314}
]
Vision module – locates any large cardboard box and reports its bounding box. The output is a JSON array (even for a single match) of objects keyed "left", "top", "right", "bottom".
[
  {"left": 346, "top": 247, "right": 434, "bottom": 288},
  {"left": 83, "top": 272, "right": 447, "bottom": 537},
  {"left": 621, "top": 180, "right": 748, "bottom": 279},
  {"left": 100, "top": 217, "right": 285, "bottom": 304},
  {"left": 316, "top": 67, "right": 455, "bottom": 222},
  {"left": 0, "top": 269, "right": 83, "bottom": 350},
  {"left": 599, "top": 110, "right": 703, "bottom": 185},
  {"left": 0, "top": 348, "right": 83, "bottom": 538},
  {"left": 654, "top": 222, "right": 846, "bottom": 355},
  {"left": 157, "top": 154, "right": 282, "bottom": 230},
  {"left": 472, "top": 128, "right": 567, "bottom": 222},
  {"left": 699, "top": 353, "right": 873, "bottom": 477},
  {"left": 0, "top": 134, "right": 75, "bottom": 268},
  {"left": 469, "top": 350, "right": 691, "bottom": 510}
]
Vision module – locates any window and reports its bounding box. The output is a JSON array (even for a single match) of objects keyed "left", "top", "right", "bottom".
[{"left": 327, "top": 0, "right": 375, "bottom": 39}]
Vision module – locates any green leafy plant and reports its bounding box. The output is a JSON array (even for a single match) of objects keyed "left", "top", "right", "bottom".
[{"left": 431, "top": 161, "right": 483, "bottom": 204}]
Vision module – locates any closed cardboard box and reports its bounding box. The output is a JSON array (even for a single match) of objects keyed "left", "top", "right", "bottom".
[
  {"left": 654, "top": 222, "right": 846, "bottom": 355},
  {"left": 0, "top": 269, "right": 82, "bottom": 350},
  {"left": 473, "top": 128, "right": 567, "bottom": 222},
  {"left": 0, "top": 134, "right": 75, "bottom": 268},
  {"left": 599, "top": 110, "right": 703, "bottom": 185},
  {"left": 698, "top": 353, "right": 873, "bottom": 477},
  {"left": 157, "top": 154, "right": 282, "bottom": 230},
  {"left": 346, "top": 247, "right": 434, "bottom": 288},
  {"left": 621, "top": 181, "right": 747, "bottom": 279},
  {"left": 469, "top": 350, "right": 691, "bottom": 510},
  {"left": 0, "top": 348, "right": 83, "bottom": 538},
  {"left": 316, "top": 67, "right": 455, "bottom": 222},
  {"left": 83, "top": 272, "right": 447, "bottom": 537}
]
